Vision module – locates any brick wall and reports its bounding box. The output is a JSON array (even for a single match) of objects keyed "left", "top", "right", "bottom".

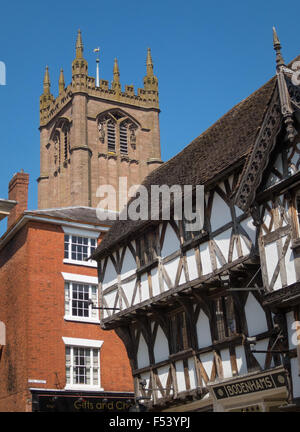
[
  {"left": 0, "top": 220, "right": 133, "bottom": 412},
  {"left": 7, "top": 171, "right": 29, "bottom": 229}
]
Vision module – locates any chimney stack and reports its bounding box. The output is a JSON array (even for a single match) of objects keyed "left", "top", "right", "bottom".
[{"left": 7, "top": 171, "right": 29, "bottom": 229}]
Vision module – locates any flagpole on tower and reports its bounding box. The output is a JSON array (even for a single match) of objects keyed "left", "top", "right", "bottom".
[{"left": 93, "top": 47, "right": 100, "bottom": 87}]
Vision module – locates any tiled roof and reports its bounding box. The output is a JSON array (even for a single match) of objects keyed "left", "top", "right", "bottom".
[
  {"left": 25, "top": 206, "right": 117, "bottom": 227},
  {"left": 93, "top": 75, "right": 278, "bottom": 259}
]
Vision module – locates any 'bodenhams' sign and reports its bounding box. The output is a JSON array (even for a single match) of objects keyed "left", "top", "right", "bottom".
[{"left": 212, "top": 371, "right": 287, "bottom": 400}]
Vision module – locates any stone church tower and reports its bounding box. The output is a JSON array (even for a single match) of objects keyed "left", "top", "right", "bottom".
[{"left": 38, "top": 30, "right": 162, "bottom": 210}]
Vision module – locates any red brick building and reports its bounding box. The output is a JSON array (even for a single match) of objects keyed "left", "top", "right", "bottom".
[{"left": 0, "top": 172, "right": 134, "bottom": 412}]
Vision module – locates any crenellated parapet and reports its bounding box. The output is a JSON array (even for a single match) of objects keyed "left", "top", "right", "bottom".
[{"left": 39, "top": 31, "right": 159, "bottom": 128}]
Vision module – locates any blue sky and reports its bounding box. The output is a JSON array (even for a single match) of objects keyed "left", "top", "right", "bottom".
[{"left": 1, "top": 0, "right": 300, "bottom": 218}]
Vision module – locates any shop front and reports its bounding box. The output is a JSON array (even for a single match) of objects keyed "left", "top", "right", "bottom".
[{"left": 30, "top": 389, "right": 135, "bottom": 412}]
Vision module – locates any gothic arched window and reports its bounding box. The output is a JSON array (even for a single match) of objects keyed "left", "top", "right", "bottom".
[
  {"left": 97, "top": 110, "right": 138, "bottom": 155},
  {"left": 53, "top": 132, "right": 60, "bottom": 167},
  {"left": 107, "top": 120, "right": 116, "bottom": 152},
  {"left": 51, "top": 118, "right": 70, "bottom": 170}
]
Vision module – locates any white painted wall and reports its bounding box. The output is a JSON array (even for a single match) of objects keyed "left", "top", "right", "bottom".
[
  {"left": 211, "top": 192, "right": 232, "bottom": 232},
  {"left": 121, "top": 278, "right": 136, "bottom": 307},
  {"left": 137, "top": 333, "right": 150, "bottom": 369},
  {"left": 153, "top": 326, "right": 169, "bottom": 364},
  {"left": 161, "top": 223, "right": 179, "bottom": 258},
  {"left": 164, "top": 256, "right": 180, "bottom": 287},
  {"left": 199, "top": 242, "right": 212, "bottom": 275},
  {"left": 196, "top": 310, "right": 212, "bottom": 349},
  {"left": 121, "top": 245, "right": 136, "bottom": 280},
  {"left": 235, "top": 345, "right": 248, "bottom": 375},
  {"left": 175, "top": 360, "right": 186, "bottom": 392},
  {"left": 157, "top": 365, "right": 170, "bottom": 398},
  {"left": 102, "top": 257, "right": 118, "bottom": 289},
  {"left": 252, "top": 338, "right": 269, "bottom": 369},
  {"left": 220, "top": 348, "right": 232, "bottom": 378},
  {"left": 244, "top": 293, "right": 268, "bottom": 336},
  {"left": 188, "top": 357, "right": 197, "bottom": 389},
  {"left": 186, "top": 249, "right": 198, "bottom": 281}
]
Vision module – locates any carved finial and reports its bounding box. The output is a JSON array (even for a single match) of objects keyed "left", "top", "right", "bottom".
[
  {"left": 113, "top": 58, "right": 120, "bottom": 83},
  {"left": 112, "top": 58, "right": 121, "bottom": 94},
  {"left": 43, "top": 65, "right": 51, "bottom": 95},
  {"left": 146, "top": 47, "right": 154, "bottom": 76},
  {"left": 59, "top": 68, "right": 65, "bottom": 95},
  {"left": 76, "top": 29, "right": 84, "bottom": 59},
  {"left": 273, "top": 26, "right": 285, "bottom": 68}
]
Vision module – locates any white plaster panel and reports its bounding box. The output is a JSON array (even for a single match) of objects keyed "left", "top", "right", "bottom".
[
  {"left": 140, "top": 273, "right": 149, "bottom": 303},
  {"left": 252, "top": 338, "right": 269, "bottom": 369},
  {"left": 186, "top": 249, "right": 198, "bottom": 281},
  {"left": 121, "top": 245, "right": 136, "bottom": 280},
  {"left": 196, "top": 310, "right": 212, "bottom": 349},
  {"left": 265, "top": 241, "right": 280, "bottom": 289},
  {"left": 103, "top": 289, "right": 117, "bottom": 311},
  {"left": 137, "top": 334, "right": 150, "bottom": 369},
  {"left": 220, "top": 348, "right": 232, "bottom": 378},
  {"left": 286, "top": 311, "right": 296, "bottom": 350},
  {"left": 175, "top": 360, "right": 186, "bottom": 392},
  {"left": 199, "top": 242, "right": 212, "bottom": 275},
  {"left": 121, "top": 278, "right": 136, "bottom": 306},
  {"left": 244, "top": 293, "right": 268, "bottom": 336},
  {"left": 285, "top": 243, "right": 297, "bottom": 287},
  {"left": 140, "top": 372, "right": 151, "bottom": 399},
  {"left": 157, "top": 365, "right": 170, "bottom": 398},
  {"left": 235, "top": 345, "right": 247, "bottom": 376},
  {"left": 164, "top": 257, "right": 180, "bottom": 286},
  {"left": 290, "top": 358, "right": 300, "bottom": 398},
  {"left": 240, "top": 217, "right": 256, "bottom": 246},
  {"left": 214, "top": 229, "right": 231, "bottom": 263},
  {"left": 234, "top": 205, "right": 244, "bottom": 218},
  {"left": 211, "top": 192, "right": 232, "bottom": 232},
  {"left": 102, "top": 257, "right": 118, "bottom": 289},
  {"left": 161, "top": 223, "right": 179, "bottom": 258},
  {"left": 154, "top": 326, "right": 169, "bottom": 363},
  {"left": 240, "top": 235, "right": 251, "bottom": 257},
  {"left": 200, "top": 352, "right": 214, "bottom": 383},
  {"left": 151, "top": 267, "right": 160, "bottom": 297},
  {"left": 187, "top": 358, "right": 197, "bottom": 390}
]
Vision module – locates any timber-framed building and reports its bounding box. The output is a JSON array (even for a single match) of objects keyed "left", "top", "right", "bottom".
[{"left": 92, "top": 30, "right": 300, "bottom": 412}]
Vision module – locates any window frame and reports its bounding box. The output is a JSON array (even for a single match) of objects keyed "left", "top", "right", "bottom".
[
  {"left": 169, "top": 308, "right": 190, "bottom": 354},
  {"left": 62, "top": 273, "right": 99, "bottom": 324},
  {"left": 213, "top": 295, "right": 237, "bottom": 342},
  {"left": 62, "top": 337, "right": 103, "bottom": 391},
  {"left": 62, "top": 227, "right": 99, "bottom": 268}
]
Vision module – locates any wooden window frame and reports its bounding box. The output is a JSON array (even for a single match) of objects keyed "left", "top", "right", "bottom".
[
  {"left": 169, "top": 308, "right": 189, "bottom": 354},
  {"left": 213, "top": 295, "right": 237, "bottom": 342}
]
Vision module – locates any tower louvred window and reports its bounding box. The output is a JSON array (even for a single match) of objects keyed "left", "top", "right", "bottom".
[
  {"left": 107, "top": 120, "right": 116, "bottom": 152},
  {"left": 97, "top": 110, "right": 138, "bottom": 155},
  {"left": 62, "top": 124, "right": 69, "bottom": 161},
  {"left": 120, "top": 123, "right": 128, "bottom": 154}
]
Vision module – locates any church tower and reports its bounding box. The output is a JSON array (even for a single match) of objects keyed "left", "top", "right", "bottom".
[{"left": 38, "top": 30, "right": 162, "bottom": 210}]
